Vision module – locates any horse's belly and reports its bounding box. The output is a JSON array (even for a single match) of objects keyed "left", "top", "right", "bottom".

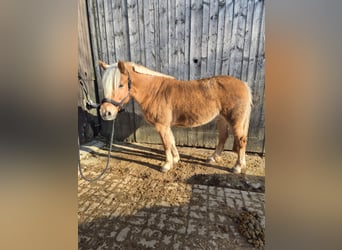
[{"left": 172, "top": 110, "right": 219, "bottom": 127}]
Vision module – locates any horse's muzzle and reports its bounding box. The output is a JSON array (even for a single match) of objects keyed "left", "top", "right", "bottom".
[{"left": 100, "top": 104, "right": 118, "bottom": 120}]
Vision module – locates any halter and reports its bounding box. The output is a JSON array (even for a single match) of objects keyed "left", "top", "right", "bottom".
[
  {"left": 78, "top": 67, "right": 131, "bottom": 182},
  {"left": 101, "top": 71, "right": 132, "bottom": 109}
]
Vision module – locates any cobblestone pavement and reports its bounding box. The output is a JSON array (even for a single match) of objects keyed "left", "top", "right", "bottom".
[{"left": 78, "top": 142, "right": 265, "bottom": 249}]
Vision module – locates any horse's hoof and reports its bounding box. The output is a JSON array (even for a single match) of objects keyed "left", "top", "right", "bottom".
[
  {"left": 232, "top": 165, "right": 242, "bottom": 174},
  {"left": 207, "top": 155, "right": 221, "bottom": 163},
  {"left": 161, "top": 168, "right": 169, "bottom": 173},
  {"left": 161, "top": 163, "right": 171, "bottom": 173},
  {"left": 206, "top": 156, "right": 216, "bottom": 163},
  {"left": 173, "top": 157, "right": 180, "bottom": 164}
]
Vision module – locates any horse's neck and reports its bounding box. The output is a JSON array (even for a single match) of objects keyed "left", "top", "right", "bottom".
[
  {"left": 130, "top": 73, "right": 164, "bottom": 107},
  {"left": 129, "top": 63, "right": 175, "bottom": 103}
]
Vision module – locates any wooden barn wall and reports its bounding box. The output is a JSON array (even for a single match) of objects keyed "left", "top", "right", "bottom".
[
  {"left": 78, "top": 0, "right": 100, "bottom": 143},
  {"left": 86, "top": 0, "right": 265, "bottom": 153}
]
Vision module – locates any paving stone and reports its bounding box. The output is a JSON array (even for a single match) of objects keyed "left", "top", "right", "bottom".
[
  {"left": 137, "top": 238, "right": 158, "bottom": 248},
  {"left": 189, "top": 210, "right": 206, "bottom": 220},
  {"left": 161, "top": 233, "right": 173, "bottom": 245},
  {"left": 208, "top": 199, "right": 220, "bottom": 209},
  {"left": 196, "top": 184, "right": 207, "bottom": 190},
  {"left": 216, "top": 187, "right": 225, "bottom": 197},
  {"left": 156, "top": 214, "right": 167, "bottom": 230},
  {"left": 186, "top": 219, "right": 197, "bottom": 235},
  {"left": 209, "top": 212, "right": 216, "bottom": 223},
  {"left": 217, "top": 214, "right": 228, "bottom": 224},
  {"left": 168, "top": 216, "right": 185, "bottom": 225},
  {"left": 78, "top": 167, "right": 264, "bottom": 249},
  {"left": 116, "top": 226, "right": 130, "bottom": 242},
  {"left": 208, "top": 186, "right": 216, "bottom": 195},
  {"left": 226, "top": 197, "right": 236, "bottom": 209},
  {"left": 189, "top": 204, "right": 207, "bottom": 212},
  {"left": 128, "top": 216, "right": 146, "bottom": 226}
]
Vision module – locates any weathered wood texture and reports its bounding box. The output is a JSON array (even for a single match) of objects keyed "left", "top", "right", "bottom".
[
  {"left": 78, "top": 0, "right": 100, "bottom": 143},
  {"left": 79, "top": 0, "right": 96, "bottom": 108},
  {"left": 86, "top": 0, "right": 265, "bottom": 153}
]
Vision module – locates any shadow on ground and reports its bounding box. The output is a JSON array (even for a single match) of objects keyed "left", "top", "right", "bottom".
[{"left": 87, "top": 142, "right": 265, "bottom": 193}]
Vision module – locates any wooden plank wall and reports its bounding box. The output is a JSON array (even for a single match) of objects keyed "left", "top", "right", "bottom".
[
  {"left": 78, "top": 0, "right": 100, "bottom": 143},
  {"left": 86, "top": 0, "right": 265, "bottom": 153},
  {"left": 79, "top": 0, "right": 96, "bottom": 107}
]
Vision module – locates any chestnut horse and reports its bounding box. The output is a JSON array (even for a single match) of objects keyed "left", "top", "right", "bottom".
[{"left": 99, "top": 60, "right": 252, "bottom": 174}]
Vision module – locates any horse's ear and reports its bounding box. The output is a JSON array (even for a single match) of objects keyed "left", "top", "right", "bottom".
[
  {"left": 117, "top": 60, "right": 127, "bottom": 74},
  {"left": 99, "top": 60, "right": 109, "bottom": 69}
]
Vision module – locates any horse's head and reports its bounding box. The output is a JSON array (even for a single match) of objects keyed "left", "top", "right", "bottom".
[{"left": 99, "top": 60, "right": 131, "bottom": 120}]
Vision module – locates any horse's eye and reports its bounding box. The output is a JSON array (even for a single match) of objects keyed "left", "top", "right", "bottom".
[{"left": 119, "top": 83, "right": 124, "bottom": 88}]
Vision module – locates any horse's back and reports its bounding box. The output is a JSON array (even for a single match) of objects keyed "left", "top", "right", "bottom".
[{"left": 166, "top": 76, "right": 250, "bottom": 127}]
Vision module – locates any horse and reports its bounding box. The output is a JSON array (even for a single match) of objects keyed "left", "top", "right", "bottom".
[{"left": 98, "top": 60, "right": 252, "bottom": 174}]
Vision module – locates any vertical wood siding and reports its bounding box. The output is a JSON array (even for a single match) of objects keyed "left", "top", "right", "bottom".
[
  {"left": 79, "top": 0, "right": 100, "bottom": 143},
  {"left": 79, "top": 0, "right": 96, "bottom": 106},
  {"left": 86, "top": 0, "right": 265, "bottom": 153}
]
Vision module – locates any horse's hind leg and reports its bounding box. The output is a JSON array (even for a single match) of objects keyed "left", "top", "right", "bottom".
[
  {"left": 231, "top": 111, "right": 250, "bottom": 174},
  {"left": 207, "top": 115, "right": 229, "bottom": 163},
  {"left": 232, "top": 132, "right": 247, "bottom": 174}
]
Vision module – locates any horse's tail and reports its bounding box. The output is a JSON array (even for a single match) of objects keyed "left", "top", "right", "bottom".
[{"left": 243, "top": 82, "right": 253, "bottom": 137}]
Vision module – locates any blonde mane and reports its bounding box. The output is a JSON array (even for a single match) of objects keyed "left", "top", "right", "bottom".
[
  {"left": 132, "top": 63, "right": 175, "bottom": 79},
  {"left": 102, "top": 62, "right": 174, "bottom": 98},
  {"left": 102, "top": 63, "right": 121, "bottom": 97}
]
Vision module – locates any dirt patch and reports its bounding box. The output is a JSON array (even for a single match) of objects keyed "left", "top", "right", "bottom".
[{"left": 80, "top": 141, "right": 265, "bottom": 200}]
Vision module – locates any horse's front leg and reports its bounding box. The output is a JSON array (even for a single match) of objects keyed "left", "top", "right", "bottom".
[
  {"left": 170, "top": 132, "right": 180, "bottom": 164},
  {"left": 155, "top": 124, "right": 174, "bottom": 172}
]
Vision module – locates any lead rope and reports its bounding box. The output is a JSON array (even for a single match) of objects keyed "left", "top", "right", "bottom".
[{"left": 78, "top": 119, "right": 115, "bottom": 182}]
